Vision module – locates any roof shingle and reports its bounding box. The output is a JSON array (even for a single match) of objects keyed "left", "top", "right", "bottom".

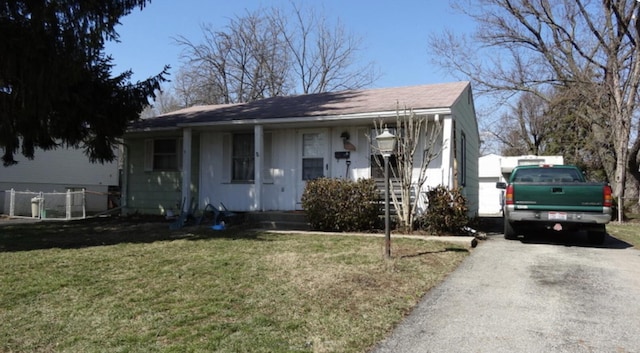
[{"left": 130, "top": 81, "right": 470, "bottom": 130}]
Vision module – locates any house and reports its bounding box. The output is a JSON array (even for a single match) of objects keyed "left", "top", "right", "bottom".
[
  {"left": 122, "top": 82, "right": 480, "bottom": 218},
  {"left": 478, "top": 154, "right": 564, "bottom": 216},
  {"left": 0, "top": 146, "right": 120, "bottom": 217}
]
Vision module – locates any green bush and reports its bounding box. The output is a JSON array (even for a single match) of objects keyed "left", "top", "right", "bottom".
[
  {"left": 416, "top": 185, "right": 469, "bottom": 235},
  {"left": 301, "top": 178, "right": 380, "bottom": 232}
]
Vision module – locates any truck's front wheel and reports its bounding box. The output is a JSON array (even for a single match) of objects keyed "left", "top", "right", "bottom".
[{"left": 504, "top": 219, "right": 517, "bottom": 240}]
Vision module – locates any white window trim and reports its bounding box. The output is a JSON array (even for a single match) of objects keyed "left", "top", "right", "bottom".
[{"left": 222, "top": 132, "right": 273, "bottom": 184}]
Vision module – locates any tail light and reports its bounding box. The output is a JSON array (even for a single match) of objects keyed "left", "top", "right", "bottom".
[
  {"left": 505, "top": 184, "right": 514, "bottom": 205},
  {"left": 603, "top": 185, "right": 613, "bottom": 208}
]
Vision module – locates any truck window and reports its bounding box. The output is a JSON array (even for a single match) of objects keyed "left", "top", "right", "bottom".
[{"left": 513, "top": 168, "right": 582, "bottom": 183}]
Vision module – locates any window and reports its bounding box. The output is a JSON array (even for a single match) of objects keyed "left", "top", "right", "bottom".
[
  {"left": 302, "top": 133, "right": 325, "bottom": 180},
  {"left": 513, "top": 168, "right": 582, "bottom": 183},
  {"left": 222, "top": 132, "right": 273, "bottom": 183},
  {"left": 302, "top": 158, "right": 324, "bottom": 180},
  {"left": 144, "top": 138, "right": 181, "bottom": 171},
  {"left": 232, "top": 133, "right": 254, "bottom": 181}
]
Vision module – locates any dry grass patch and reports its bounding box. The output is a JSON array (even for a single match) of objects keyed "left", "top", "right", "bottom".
[
  {"left": 607, "top": 222, "right": 640, "bottom": 248},
  {"left": 0, "top": 217, "right": 469, "bottom": 353}
]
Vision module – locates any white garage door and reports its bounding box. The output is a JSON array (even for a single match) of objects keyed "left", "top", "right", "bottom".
[{"left": 478, "top": 177, "right": 503, "bottom": 216}]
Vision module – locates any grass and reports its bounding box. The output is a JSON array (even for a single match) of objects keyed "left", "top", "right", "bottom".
[
  {"left": 607, "top": 222, "right": 640, "bottom": 248},
  {"left": 0, "top": 217, "right": 470, "bottom": 353}
]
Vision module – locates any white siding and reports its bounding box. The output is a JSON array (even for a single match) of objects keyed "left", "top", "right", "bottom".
[
  {"left": 478, "top": 176, "right": 503, "bottom": 216},
  {"left": 199, "top": 130, "right": 299, "bottom": 212},
  {"left": 198, "top": 126, "right": 381, "bottom": 212},
  {"left": 123, "top": 134, "right": 198, "bottom": 216},
  {"left": 0, "top": 147, "right": 118, "bottom": 186},
  {"left": 450, "top": 86, "right": 480, "bottom": 217},
  {"left": 0, "top": 147, "right": 118, "bottom": 213}
]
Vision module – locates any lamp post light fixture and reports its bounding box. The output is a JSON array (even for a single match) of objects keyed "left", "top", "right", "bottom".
[{"left": 376, "top": 127, "right": 396, "bottom": 259}]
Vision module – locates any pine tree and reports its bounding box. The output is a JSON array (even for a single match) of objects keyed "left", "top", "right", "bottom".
[{"left": 0, "top": 0, "right": 168, "bottom": 166}]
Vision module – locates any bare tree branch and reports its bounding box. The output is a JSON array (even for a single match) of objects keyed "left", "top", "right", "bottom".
[
  {"left": 371, "top": 107, "right": 443, "bottom": 232},
  {"left": 173, "top": 3, "right": 379, "bottom": 104},
  {"left": 430, "top": 0, "right": 640, "bottom": 220}
]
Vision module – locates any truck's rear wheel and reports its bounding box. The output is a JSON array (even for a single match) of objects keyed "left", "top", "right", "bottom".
[
  {"left": 587, "top": 225, "right": 606, "bottom": 245},
  {"left": 504, "top": 219, "right": 517, "bottom": 240}
]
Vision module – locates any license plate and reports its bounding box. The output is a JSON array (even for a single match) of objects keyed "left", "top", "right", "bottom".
[{"left": 548, "top": 212, "right": 567, "bottom": 221}]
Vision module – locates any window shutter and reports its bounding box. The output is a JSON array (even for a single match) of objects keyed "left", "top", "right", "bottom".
[
  {"left": 263, "top": 132, "right": 273, "bottom": 183},
  {"left": 144, "top": 139, "right": 153, "bottom": 172},
  {"left": 222, "top": 134, "right": 231, "bottom": 183}
]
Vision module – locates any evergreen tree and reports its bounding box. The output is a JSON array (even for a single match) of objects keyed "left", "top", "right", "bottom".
[{"left": 0, "top": 0, "right": 168, "bottom": 166}]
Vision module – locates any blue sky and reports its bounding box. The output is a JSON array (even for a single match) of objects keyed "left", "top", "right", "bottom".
[{"left": 105, "top": 0, "right": 474, "bottom": 89}]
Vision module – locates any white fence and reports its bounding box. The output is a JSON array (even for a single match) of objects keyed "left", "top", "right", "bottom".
[{"left": 4, "top": 188, "right": 86, "bottom": 220}]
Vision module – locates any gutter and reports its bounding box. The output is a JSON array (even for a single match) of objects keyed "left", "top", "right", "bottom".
[
  {"left": 124, "top": 108, "right": 452, "bottom": 132},
  {"left": 177, "top": 108, "right": 452, "bottom": 128}
]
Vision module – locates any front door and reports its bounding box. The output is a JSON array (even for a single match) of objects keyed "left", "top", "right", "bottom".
[{"left": 296, "top": 129, "right": 330, "bottom": 209}]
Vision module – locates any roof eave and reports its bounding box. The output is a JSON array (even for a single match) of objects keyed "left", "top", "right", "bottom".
[
  {"left": 176, "top": 107, "right": 453, "bottom": 128},
  {"left": 125, "top": 126, "right": 181, "bottom": 134}
]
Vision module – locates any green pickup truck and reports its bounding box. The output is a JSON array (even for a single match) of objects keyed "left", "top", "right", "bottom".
[{"left": 496, "top": 164, "right": 613, "bottom": 244}]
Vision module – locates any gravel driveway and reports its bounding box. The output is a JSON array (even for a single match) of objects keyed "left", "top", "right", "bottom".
[{"left": 371, "top": 227, "right": 640, "bottom": 353}]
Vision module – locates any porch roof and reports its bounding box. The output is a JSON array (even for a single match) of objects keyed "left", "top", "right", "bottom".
[{"left": 129, "top": 81, "right": 470, "bottom": 131}]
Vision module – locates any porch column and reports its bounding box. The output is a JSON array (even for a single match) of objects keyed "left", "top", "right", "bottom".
[
  {"left": 254, "top": 124, "right": 263, "bottom": 211},
  {"left": 441, "top": 116, "right": 453, "bottom": 187},
  {"left": 181, "top": 127, "right": 192, "bottom": 213}
]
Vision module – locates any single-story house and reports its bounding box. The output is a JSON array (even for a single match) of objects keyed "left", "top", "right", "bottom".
[
  {"left": 0, "top": 146, "right": 120, "bottom": 217},
  {"left": 478, "top": 154, "right": 564, "bottom": 216},
  {"left": 122, "top": 82, "right": 480, "bottom": 218}
]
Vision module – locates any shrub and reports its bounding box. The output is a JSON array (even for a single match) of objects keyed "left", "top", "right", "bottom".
[
  {"left": 301, "top": 178, "right": 380, "bottom": 232},
  {"left": 416, "top": 185, "right": 469, "bottom": 235}
]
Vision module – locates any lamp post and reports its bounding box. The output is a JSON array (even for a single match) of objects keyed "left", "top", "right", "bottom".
[{"left": 376, "top": 127, "right": 396, "bottom": 259}]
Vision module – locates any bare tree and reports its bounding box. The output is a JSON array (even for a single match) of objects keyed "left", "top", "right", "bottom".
[
  {"left": 372, "top": 106, "right": 443, "bottom": 232},
  {"left": 172, "top": 67, "right": 223, "bottom": 107},
  {"left": 174, "top": 4, "right": 378, "bottom": 104},
  {"left": 493, "top": 91, "right": 553, "bottom": 156},
  {"left": 175, "top": 10, "right": 291, "bottom": 104},
  {"left": 429, "top": 0, "right": 640, "bottom": 222},
  {"left": 140, "top": 85, "right": 183, "bottom": 119},
  {"left": 273, "top": 3, "right": 379, "bottom": 94}
]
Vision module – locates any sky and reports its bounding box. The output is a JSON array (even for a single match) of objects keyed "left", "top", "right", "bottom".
[{"left": 105, "top": 0, "right": 475, "bottom": 90}]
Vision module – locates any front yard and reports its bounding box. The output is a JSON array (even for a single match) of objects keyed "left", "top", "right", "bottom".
[{"left": 0, "top": 217, "right": 469, "bottom": 353}]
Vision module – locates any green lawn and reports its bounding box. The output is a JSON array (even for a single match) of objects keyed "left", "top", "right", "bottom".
[
  {"left": 0, "top": 217, "right": 469, "bottom": 353},
  {"left": 607, "top": 222, "right": 640, "bottom": 248}
]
